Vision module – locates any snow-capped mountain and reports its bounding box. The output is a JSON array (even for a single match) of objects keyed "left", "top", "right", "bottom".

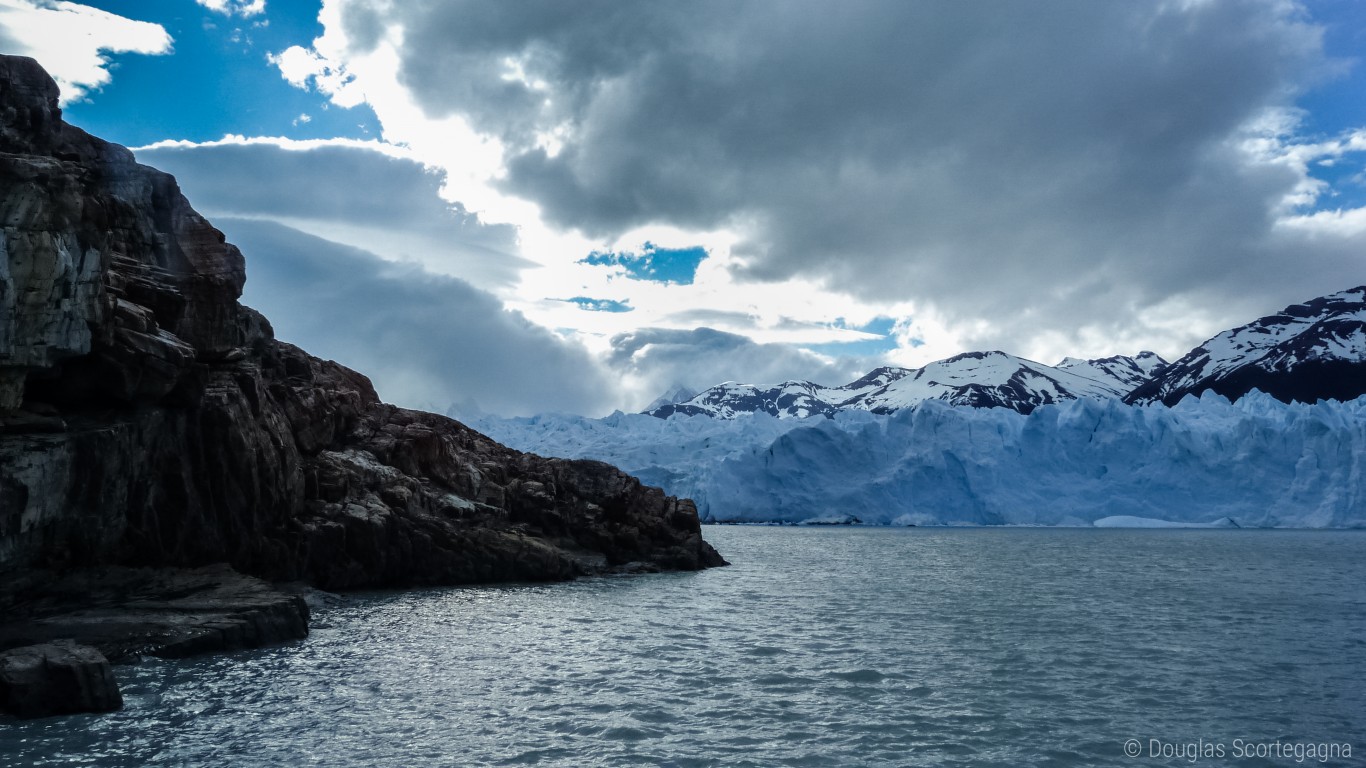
[
  {"left": 650, "top": 380, "right": 843, "bottom": 419},
  {"left": 843, "top": 351, "right": 1135, "bottom": 414},
  {"left": 647, "top": 350, "right": 1163, "bottom": 419},
  {"left": 647, "top": 285, "right": 1366, "bottom": 420},
  {"left": 1126, "top": 286, "right": 1366, "bottom": 406},
  {"left": 643, "top": 384, "right": 699, "bottom": 414},
  {"left": 1056, "top": 351, "right": 1167, "bottom": 392}
]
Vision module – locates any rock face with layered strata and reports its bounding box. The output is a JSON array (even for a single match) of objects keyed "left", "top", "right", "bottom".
[{"left": 0, "top": 55, "right": 724, "bottom": 591}]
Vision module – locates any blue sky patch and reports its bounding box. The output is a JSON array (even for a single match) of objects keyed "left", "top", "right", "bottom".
[
  {"left": 579, "top": 242, "right": 709, "bottom": 285},
  {"left": 62, "top": 0, "right": 379, "bottom": 147},
  {"left": 561, "top": 296, "right": 634, "bottom": 313},
  {"left": 802, "top": 316, "right": 902, "bottom": 358},
  {"left": 1293, "top": 0, "right": 1366, "bottom": 211},
  {"left": 1307, "top": 156, "right": 1366, "bottom": 211}
]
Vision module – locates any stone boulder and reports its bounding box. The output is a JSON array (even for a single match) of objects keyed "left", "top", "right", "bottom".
[{"left": 0, "top": 640, "right": 122, "bottom": 718}]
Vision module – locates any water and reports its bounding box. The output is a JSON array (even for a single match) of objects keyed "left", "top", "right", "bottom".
[{"left": 5, "top": 528, "right": 1365, "bottom": 767}]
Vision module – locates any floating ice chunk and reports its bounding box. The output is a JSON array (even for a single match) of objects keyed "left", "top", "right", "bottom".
[{"left": 1092, "top": 516, "right": 1242, "bottom": 529}]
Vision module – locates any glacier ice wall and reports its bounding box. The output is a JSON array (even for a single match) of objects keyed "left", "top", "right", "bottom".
[{"left": 467, "top": 392, "right": 1366, "bottom": 527}]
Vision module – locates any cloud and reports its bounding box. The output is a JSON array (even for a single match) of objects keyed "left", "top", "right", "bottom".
[
  {"left": 0, "top": 0, "right": 171, "bottom": 104},
  {"left": 216, "top": 217, "right": 616, "bottom": 417},
  {"left": 267, "top": 43, "right": 364, "bottom": 108},
  {"left": 606, "top": 327, "right": 871, "bottom": 406},
  {"left": 216, "top": 217, "right": 868, "bottom": 416},
  {"left": 196, "top": 0, "right": 265, "bottom": 18},
  {"left": 133, "top": 138, "right": 529, "bottom": 288},
  {"left": 134, "top": 136, "right": 896, "bottom": 414},
  {"left": 287, "top": 0, "right": 1366, "bottom": 364}
]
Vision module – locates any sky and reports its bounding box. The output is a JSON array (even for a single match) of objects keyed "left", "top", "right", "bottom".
[{"left": 1, "top": 0, "right": 1364, "bottom": 416}]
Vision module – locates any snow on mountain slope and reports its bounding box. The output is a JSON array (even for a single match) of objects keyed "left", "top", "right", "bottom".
[
  {"left": 1127, "top": 287, "right": 1366, "bottom": 405},
  {"left": 1056, "top": 351, "right": 1167, "bottom": 392},
  {"left": 643, "top": 385, "right": 699, "bottom": 414},
  {"left": 469, "top": 392, "right": 1366, "bottom": 528},
  {"left": 650, "top": 285, "right": 1366, "bottom": 419},
  {"left": 649, "top": 380, "right": 845, "bottom": 419},
  {"left": 835, "top": 366, "right": 913, "bottom": 393},
  {"left": 845, "top": 351, "right": 1128, "bottom": 414},
  {"left": 647, "top": 351, "right": 1138, "bottom": 419}
]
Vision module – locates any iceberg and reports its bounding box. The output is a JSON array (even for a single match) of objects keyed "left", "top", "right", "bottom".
[
  {"left": 466, "top": 391, "right": 1366, "bottom": 528},
  {"left": 1092, "top": 516, "right": 1242, "bottom": 529}
]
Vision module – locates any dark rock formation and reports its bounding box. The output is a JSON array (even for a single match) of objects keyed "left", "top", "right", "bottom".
[
  {"left": 0, "top": 565, "right": 310, "bottom": 663},
  {"left": 0, "top": 640, "right": 122, "bottom": 719},
  {"left": 0, "top": 53, "right": 724, "bottom": 716}
]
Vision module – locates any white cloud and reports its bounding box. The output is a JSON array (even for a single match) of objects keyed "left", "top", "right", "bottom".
[
  {"left": 264, "top": 0, "right": 1365, "bottom": 380},
  {"left": 132, "top": 137, "right": 530, "bottom": 289},
  {"left": 604, "top": 327, "right": 871, "bottom": 410},
  {"left": 267, "top": 44, "right": 366, "bottom": 108},
  {"left": 135, "top": 133, "right": 412, "bottom": 157},
  {"left": 1278, "top": 206, "right": 1366, "bottom": 237},
  {"left": 131, "top": 135, "right": 904, "bottom": 413},
  {"left": 0, "top": 0, "right": 171, "bottom": 104},
  {"left": 196, "top": 0, "right": 265, "bottom": 19}
]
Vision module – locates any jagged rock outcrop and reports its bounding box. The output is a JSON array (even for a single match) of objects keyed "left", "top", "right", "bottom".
[{"left": 0, "top": 55, "right": 724, "bottom": 596}]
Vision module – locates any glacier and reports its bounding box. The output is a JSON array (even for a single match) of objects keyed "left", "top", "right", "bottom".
[{"left": 466, "top": 391, "right": 1366, "bottom": 528}]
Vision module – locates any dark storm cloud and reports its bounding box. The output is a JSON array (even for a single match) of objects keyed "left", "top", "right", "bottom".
[
  {"left": 216, "top": 217, "right": 616, "bottom": 416},
  {"left": 337, "top": 0, "right": 1365, "bottom": 351},
  {"left": 136, "top": 141, "right": 529, "bottom": 286}
]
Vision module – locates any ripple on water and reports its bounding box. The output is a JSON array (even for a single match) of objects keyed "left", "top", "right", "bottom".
[
  {"left": 828, "top": 668, "right": 887, "bottom": 683},
  {"left": 3, "top": 528, "right": 1365, "bottom": 767}
]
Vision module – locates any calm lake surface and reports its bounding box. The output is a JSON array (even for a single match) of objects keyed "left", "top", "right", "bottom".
[{"left": 5, "top": 527, "right": 1365, "bottom": 767}]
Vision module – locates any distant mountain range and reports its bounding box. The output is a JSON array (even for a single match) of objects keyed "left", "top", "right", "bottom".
[{"left": 647, "top": 286, "right": 1366, "bottom": 418}]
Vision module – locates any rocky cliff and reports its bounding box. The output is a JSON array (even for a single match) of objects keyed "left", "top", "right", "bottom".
[{"left": 0, "top": 55, "right": 724, "bottom": 593}]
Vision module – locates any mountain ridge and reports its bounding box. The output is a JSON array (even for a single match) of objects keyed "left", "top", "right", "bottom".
[
  {"left": 648, "top": 286, "right": 1366, "bottom": 419},
  {"left": 1126, "top": 286, "right": 1366, "bottom": 406},
  {"left": 647, "top": 350, "right": 1165, "bottom": 418}
]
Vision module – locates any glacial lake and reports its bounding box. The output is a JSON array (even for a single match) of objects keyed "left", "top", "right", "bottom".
[{"left": 5, "top": 527, "right": 1365, "bottom": 767}]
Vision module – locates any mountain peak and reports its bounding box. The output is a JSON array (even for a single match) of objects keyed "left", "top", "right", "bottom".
[
  {"left": 1056, "top": 352, "right": 1169, "bottom": 393},
  {"left": 1126, "top": 287, "right": 1366, "bottom": 405},
  {"left": 643, "top": 384, "right": 699, "bottom": 413}
]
